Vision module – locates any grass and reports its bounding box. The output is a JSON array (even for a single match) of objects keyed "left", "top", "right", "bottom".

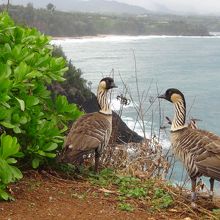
[
  {"left": 52, "top": 165, "right": 219, "bottom": 219},
  {"left": 88, "top": 168, "right": 174, "bottom": 212},
  {"left": 118, "top": 202, "right": 134, "bottom": 212},
  {"left": 212, "top": 209, "right": 220, "bottom": 219}
]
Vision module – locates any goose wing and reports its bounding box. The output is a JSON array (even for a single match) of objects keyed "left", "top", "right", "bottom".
[
  {"left": 195, "top": 129, "right": 220, "bottom": 181},
  {"left": 61, "top": 112, "right": 111, "bottom": 163}
]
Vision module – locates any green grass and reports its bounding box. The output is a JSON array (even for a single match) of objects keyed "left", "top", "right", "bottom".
[
  {"left": 212, "top": 209, "right": 220, "bottom": 219},
  {"left": 118, "top": 202, "right": 134, "bottom": 212},
  {"left": 88, "top": 168, "right": 174, "bottom": 212}
]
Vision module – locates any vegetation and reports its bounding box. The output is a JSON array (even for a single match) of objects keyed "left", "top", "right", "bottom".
[
  {"left": 0, "top": 4, "right": 210, "bottom": 36},
  {"left": 0, "top": 12, "right": 82, "bottom": 200},
  {"left": 89, "top": 168, "right": 173, "bottom": 212},
  {"left": 52, "top": 45, "right": 91, "bottom": 101}
]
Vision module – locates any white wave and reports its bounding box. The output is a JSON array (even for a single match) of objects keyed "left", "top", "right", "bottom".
[
  {"left": 159, "top": 136, "right": 171, "bottom": 150},
  {"left": 120, "top": 115, "right": 171, "bottom": 149},
  {"left": 51, "top": 34, "right": 220, "bottom": 45},
  {"left": 111, "top": 98, "right": 133, "bottom": 111}
]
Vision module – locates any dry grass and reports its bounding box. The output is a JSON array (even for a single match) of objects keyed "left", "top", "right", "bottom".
[{"left": 101, "top": 139, "right": 169, "bottom": 180}]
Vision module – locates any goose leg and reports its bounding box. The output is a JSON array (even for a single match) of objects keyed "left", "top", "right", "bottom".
[
  {"left": 191, "top": 177, "right": 197, "bottom": 208},
  {"left": 209, "top": 178, "right": 214, "bottom": 199},
  {"left": 94, "top": 149, "right": 100, "bottom": 173}
]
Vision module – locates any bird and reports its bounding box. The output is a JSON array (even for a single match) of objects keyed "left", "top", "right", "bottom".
[
  {"left": 158, "top": 88, "right": 220, "bottom": 206},
  {"left": 58, "top": 77, "right": 117, "bottom": 173},
  {"left": 166, "top": 116, "right": 215, "bottom": 197}
]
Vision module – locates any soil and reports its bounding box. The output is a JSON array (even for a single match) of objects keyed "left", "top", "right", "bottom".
[{"left": 0, "top": 171, "right": 219, "bottom": 220}]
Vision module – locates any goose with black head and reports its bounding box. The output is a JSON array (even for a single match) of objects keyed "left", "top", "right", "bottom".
[
  {"left": 58, "top": 77, "right": 117, "bottom": 173},
  {"left": 159, "top": 88, "right": 220, "bottom": 207}
]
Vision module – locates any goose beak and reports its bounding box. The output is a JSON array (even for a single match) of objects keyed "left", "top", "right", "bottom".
[
  {"left": 158, "top": 93, "right": 166, "bottom": 99},
  {"left": 111, "top": 82, "right": 117, "bottom": 88}
]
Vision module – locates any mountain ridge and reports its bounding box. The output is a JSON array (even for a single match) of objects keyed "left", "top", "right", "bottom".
[{"left": 11, "top": 0, "right": 149, "bottom": 15}]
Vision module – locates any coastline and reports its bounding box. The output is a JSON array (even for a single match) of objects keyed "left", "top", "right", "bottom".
[{"left": 52, "top": 34, "right": 219, "bottom": 41}]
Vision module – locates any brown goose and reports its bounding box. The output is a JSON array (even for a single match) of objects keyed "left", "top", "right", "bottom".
[
  {"left": 166, "top": 116, "right": 215, "bottom": 197},
  {"left": 58, "top": 77, "right": 117, "bottom": 172},
  {"left": 159, "top": 88, "right": 220, "bottom": 205}
]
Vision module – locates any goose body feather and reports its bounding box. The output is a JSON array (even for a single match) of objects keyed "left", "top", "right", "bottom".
[
  {"left": 171, "top": 127, "right": 220, "bottom": 180},
  {"left": 62, "top": 112, "right": 112, "bottom": 163}
]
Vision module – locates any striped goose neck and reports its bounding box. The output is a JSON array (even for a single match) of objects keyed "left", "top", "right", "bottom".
[
  {"left": 97, "top": 87, "right": 112, "bottom": 115},
  {"left": 171, "top": 100, "right": 186, "bottom": 131}
]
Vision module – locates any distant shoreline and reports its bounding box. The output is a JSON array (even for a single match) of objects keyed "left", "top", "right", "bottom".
[{"left": 52, "top": 34, "right": 219, "bottom": 41}]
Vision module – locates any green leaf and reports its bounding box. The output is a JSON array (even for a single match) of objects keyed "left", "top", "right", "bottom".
[
  {"left": 6, "top": 158, "right": 17, "bottom": 164},
  {"left": 9, "top": 165, "right": 23, "bottom": 180},
  {"left": 43, "top": 143, "right": 58, "bottom": 152},
  {"left": 25, "top": 96, "right": 39, "bottom": 107},
  {"left": 15, "top": 97, "right": 25, "bottom": 111},
  {"left": 44, "top": 152, "right": 56, "bottom": 158},
  {"left": 14, "top": 61, "right": 29, "bottom": 82},
  {"left": 0, "top": 122, "right": 16, "bottom": 129},
  {"left": 0, "top": 189, "right": 9, "bottom": 200},
  {"left": 37, "top": 150, "right": 46, "bottom": 156},
  {"left": 13, "top": 152, "right": 24, "bottom": 158},
  {"left": 13, "top": 126, "right": 22, "bottom": 134},
  {"left": 0, "top": 159, "right": 12, "bottom": 183},
  {"left": 19, "top": 116, "right": 28, "bottom": 124},
  {"left": 32, "top": 158, "right": 40, "bottom": 169},
  {"left": 26, "top": 70, "right": 43, "bottom": 79},
  {"left": 0, "top": 134, "right": 20, "bottom": 159}
]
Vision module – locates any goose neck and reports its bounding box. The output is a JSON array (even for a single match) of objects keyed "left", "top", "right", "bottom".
[
  {"left": 171, "top": 101, "right": 186, "bottom": 131},
  {"left": 97, "top": 87, "right": 112, "bottom": 115}
]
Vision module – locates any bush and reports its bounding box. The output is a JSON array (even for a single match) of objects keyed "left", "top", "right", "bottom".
[{"left": 0, "top": 12, "right": 82, "bottom": 199}]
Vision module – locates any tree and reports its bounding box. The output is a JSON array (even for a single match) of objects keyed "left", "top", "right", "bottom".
[
  {"left": 46, "top": 3, "right": 55, "bottom": 12},
  {"left": 0, "top": 12, "right": 82, "bottom": 200},
  {"left": 26, "top": 2, "right": 34, "bottom": 25}
]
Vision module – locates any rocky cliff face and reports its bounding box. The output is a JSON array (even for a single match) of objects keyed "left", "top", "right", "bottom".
[{"left": 50, "top": 82, "right": 143, "bottom": 144}]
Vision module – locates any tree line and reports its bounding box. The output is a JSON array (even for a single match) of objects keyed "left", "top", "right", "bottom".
[{"left": 0, "top": 3, "right": 210, "bottom": 36}]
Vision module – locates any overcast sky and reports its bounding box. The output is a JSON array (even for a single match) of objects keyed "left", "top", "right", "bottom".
[{"left": 114, "top": 0, "right": 220, "bottom": 15}]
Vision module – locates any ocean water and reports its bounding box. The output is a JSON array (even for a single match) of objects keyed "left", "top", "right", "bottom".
[{"left": 52, "top": 35, "right": 220, "bottom": 191}]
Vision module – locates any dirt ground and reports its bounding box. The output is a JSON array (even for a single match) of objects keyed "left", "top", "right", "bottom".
[{"left": 0, "top": 171, "right": 219, "bottom": 220}]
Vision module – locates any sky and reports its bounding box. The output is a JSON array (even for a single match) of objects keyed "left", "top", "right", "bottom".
[
  {"left": 116, "top": 0, "right": 220, "bottom": 15},
  {"left": 6, "top": 0, "right": 220, "bottom": 15}
]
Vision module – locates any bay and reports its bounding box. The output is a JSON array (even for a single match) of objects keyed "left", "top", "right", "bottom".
[{"left": 52, "top": 35, "right": 220, "bottom": 192}]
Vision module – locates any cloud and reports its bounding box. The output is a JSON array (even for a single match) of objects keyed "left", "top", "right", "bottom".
[{"left": 116, "top": 0, "right": 220, "bottom": 14}]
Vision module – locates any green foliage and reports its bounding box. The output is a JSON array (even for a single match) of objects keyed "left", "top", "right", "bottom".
[
  {"left": 0, "top": 134, "right": 23, "bottom": 200},
  {"left": 52, "top": 45, "right": 90, "bottom": 99},
  {"left": 212, "top": 209, "right": 220, "bottom": 219},
  {"left": 89, "top": 168, "right": 173, "bottom": 212},
  {"left": 89, "top": 168, "right": 117, "bottom": 187},
  {"left": 6, "top": 4, "right": 209, "bottom": 37},
  {"left": 118, "top": 202, "right": 134, "bottom": 212},
  {"left": 116, "top": 176, "right": 147, "bottom": 198},
  {"left": 0, "top": 12, "right": 83, "bottom": 199},
  {"left": 152, "top": 188, "right": 173, "bottom": 209}
]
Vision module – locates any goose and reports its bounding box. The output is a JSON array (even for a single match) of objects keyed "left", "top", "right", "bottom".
[
  {"left": 58, "top": 77, "right": 117, "bottom": 172},
  {"left": 158, "top": 88, "right": 220, "bottom": 205},
  {"left": 166, "top": 116, "right": 215, "bottom": 197}
]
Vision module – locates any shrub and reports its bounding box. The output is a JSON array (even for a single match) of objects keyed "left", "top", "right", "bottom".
[
  {"left": 0, "top": 134, "right": 23, "bottom": 200},
  {"left": 0, "top": 12, "right": 82, "bottom": 199}
]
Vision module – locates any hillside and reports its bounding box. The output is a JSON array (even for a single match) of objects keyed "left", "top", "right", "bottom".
[
  {"left": 1, "top": 170, "right": 219, "bottom": 220},
  {"left": 1, "top": 4, "right": 210, "bottom": 36}
]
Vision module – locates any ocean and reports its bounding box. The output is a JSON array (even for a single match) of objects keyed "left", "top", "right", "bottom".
[{"left": 52, "top": 35, "right": 220, "bottom": 192}]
